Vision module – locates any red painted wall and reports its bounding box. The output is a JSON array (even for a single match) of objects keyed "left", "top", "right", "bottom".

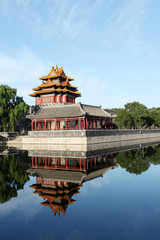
[{"left": 35, "top": 95, "right": 75, "bottom": 105}]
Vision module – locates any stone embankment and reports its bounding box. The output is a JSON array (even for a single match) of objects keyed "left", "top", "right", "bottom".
[
  {"left": 0, "top": 132, "right": 18, "bottom": 149},
  {"left": 7, "top": 129, "right": 160, "bottom": 151},
  {"left": 0, "top": 132, "right": 18, "bottom": 140}
]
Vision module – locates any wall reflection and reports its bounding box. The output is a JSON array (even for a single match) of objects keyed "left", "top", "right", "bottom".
[
  {"left": 1, "top": 141, "right": 160, "bottom": 215},
  {"left": 28, "top": 151, "right": 117, "bottom": 217}
]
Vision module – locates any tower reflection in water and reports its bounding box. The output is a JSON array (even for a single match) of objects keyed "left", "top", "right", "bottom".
[{"left": 28, "top": 151, "right": 117, "bottom": 217}]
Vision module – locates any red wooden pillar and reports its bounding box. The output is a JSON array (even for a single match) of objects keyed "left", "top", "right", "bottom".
[
  {"left": 44, "top": 120, "right": 46, "bottom": 130},
  {"left": 55, "top": 158, "right": 57, "bottom": 168},
  {"left": 90, "top": 158, "right": 92, "bottom": 167},
  {"left": 79, "top": 119, "right": 81, "bottom": 130},
  {"left": 42, "top": 157, "right": 45, "bottom": 166},
  {"left": 84, "top": 118, "right": 86, "bottom": 129},
  {"left": 100, "top": 118, "right": 102, "bottom": 129},
  {"left": 32, "top": 121, "right": 34, "bottom": 131},
  {"left": 66, "top": 158, "right": 68, "bottom": 169},
  {"left": 82, "top": 118, "right": 84, "bottom": 129},
  {"left": 83, "top": 159, "right": 86, "bottom": 170},
  {"left": 68, "top": 120, "right": 70, "bottom": 130},
  {"left": 69, "top": 158, "right": 71, "bottom": 167},
  {"left": 87, "top": 159, "right": 89, "bottom": 169},
  {"left": 75, "top": 119, "right": 78, "bottom": 130},
  {"left": 93, "top": 119, "right": 96, "bottom": 129},
  {"left": 94, "top": 157, "right": 96, "bottom": 167},
  {"left": 105, "top": 119, "right": 107, "bottom": 129},
  {"left": 86, "top": 118, "right": 88, "bottom": 129},
  {"left": 35, "top": 157, "right": 37, "bottom": 167},
  {"left": 58, "top": 158, "right": 60, "bottom": 167},
  {"left": 65, "top": 119, "right": 67, "bottom": 130},
  {"left": 80, "top": 158, "right": 82, "bottom": 170},
  {"left": 89, "top": 118, "right": 92, "bottom": 129},
  {"left": 35, "top": 120, "right": 37, "bottom": 131},
  {"left": 38, "top": 157, "right": 41, "bottom": 166}
]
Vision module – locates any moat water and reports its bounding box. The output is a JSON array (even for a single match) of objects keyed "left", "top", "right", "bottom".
[{"left": 1, "top": 143, "right": 160, "bottom": 240}]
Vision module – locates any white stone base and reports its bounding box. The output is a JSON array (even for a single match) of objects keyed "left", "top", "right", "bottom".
[{"left": 7, "top": 130, "right": 160, "bottom": 151}]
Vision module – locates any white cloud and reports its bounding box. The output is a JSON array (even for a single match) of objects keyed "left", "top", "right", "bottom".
[
  {"left": 99, "top": 0, "right": 151, "bottom": 52},
  {"left": 0, "top": 180, "right": 41, "bottom": 224},
  {"left": 81, "top": 173, "right": 112, "bottom": 197},
  {"left": 72, "top": 69, "right": 107, "bottom": 107},
  {"left": 0, "top": 0, "right": 153, "bottom": 53},
  {"left": 0, "top": 47, "right": 50, "bottom": 105}
]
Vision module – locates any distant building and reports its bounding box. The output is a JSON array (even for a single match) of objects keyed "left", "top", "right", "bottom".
[{"left": 29, "top": 66, "right": 114, "bottom": 130}]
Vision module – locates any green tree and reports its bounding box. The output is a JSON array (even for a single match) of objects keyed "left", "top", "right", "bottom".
[
  {"left": 115, "top": 109, "right": 134, "bottom": 129},
  {"left": 115, "top": 149, "right": 150, "bottom": 175},
  {"left": 0, "top": 154, "right": 29, "bottom": 203},
  {"left": 115, "top": 145, "right": 160, "bottom": 175},
  {"left": 115, "top": 101, "right": 148, "bottom": 129},
  {"left": 152, "top": 108, "right": 160, "bottom": 127},
  {"left": 0, "top": 85, "right": 28, "bottom": 131},
  {"left": 125, "top": 102, "right": 148, "bottom": 128}
]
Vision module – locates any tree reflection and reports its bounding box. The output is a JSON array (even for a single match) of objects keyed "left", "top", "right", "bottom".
[
  {"left": 0, "top": 154, "right": 29, "bottom": 203},
  {"left": 115, "top": 145, "right": 160, "bottom": 175}
]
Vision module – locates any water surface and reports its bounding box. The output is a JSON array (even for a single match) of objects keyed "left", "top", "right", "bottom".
[{"left": 0, "top": 145, "right": 160, "bottom": 240}]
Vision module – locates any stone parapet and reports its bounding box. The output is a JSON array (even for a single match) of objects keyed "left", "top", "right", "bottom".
[
  {"left": 28, "top": 130, "right": 86, "bottom": 138},
  {"left": 7, "top": 129, "right": 160, "bottom": 151},
  {"left": 28, "top": 129, "right": 160, "bottom": 138},
  {"left": 86, "top": 129, "right": 160, "bottom": 137}
]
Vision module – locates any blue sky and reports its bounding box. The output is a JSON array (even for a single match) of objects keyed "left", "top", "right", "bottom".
[{"left": 0, "top": 0, "right": 160, "bottom": 108}]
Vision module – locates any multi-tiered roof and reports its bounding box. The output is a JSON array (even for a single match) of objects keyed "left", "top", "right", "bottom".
[
  {"left": 30, "top": 178, "right": 82, "bottom": 217},
  {"left": 29, "top": 65, "right": 81, "bottom": 105},
  {"left": 28, "top": 65, "right": 115, "bottom": 131}
]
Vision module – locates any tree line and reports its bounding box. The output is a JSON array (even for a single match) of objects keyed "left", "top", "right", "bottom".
[
  {"left": 0, "top": 85, "right": 160, "bottom": 131},
  {"left": 0, "top": 85, "right": 28, "bottom": 132},
  {"left": 115, "top": 145, "right": 160, "bottom": 175},
  {"left": 114, "top": 101, "right": 160, "bottom": 129}
]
